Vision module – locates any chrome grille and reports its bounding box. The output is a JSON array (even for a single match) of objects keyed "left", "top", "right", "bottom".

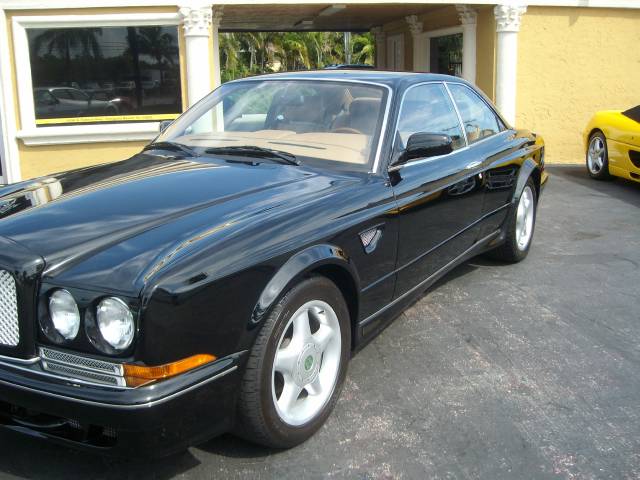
[
  {"left": 39, "top": 347, "right": 125, "bottom": 387},
  {"left": 40, "top": 347, "right": 123, "bottom": 375},
  {"left": 0, "top": 270, "right": 19, "bottom": 347},
  {"left": 41, "top": 361, "right": 121, "bottom": 386}
]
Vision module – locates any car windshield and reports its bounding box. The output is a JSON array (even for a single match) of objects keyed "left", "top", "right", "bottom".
[{"left": 156, "top": 79, "right": 388, "bottom": 170}]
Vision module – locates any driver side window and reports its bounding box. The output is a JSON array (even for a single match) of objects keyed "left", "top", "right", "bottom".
[
  {"left": 447, "top": 83, "right": 502, "bottom": 144},
  {"left": 395, "top": 83, "right": 465, "bottom": 160}
]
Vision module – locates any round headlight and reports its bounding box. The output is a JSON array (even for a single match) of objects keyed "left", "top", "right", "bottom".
[
  {"left": 48, "top": 289, "right": 80, "bottom": 340},
  {"left": 96, "top": 297, "right": 134, "bottom": 350}
]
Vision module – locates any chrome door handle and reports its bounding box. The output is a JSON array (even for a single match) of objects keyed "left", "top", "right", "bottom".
[{"left": 465, "top": 160, "right": 482, "bottom": 170}]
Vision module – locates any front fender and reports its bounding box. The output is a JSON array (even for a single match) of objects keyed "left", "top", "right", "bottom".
[{"left": 251, "top": 244, "right": 360, "bottom": 324}]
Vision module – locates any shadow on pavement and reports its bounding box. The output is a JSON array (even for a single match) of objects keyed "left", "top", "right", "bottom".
[
  {"left": 548, "top": 165, "right": 640, "bottom": 208},
  {"left": 0, "top": 430, "right": 201, "bottom": 480}
]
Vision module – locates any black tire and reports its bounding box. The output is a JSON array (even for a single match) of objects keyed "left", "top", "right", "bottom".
[
  {"left": 586, "top": 131, "right": 612, "bottom": 180},
  {"left": 486, "top": 177, "right": 537, "bottom": 263},
  {"left": 236, "top": 276, "right": 351, "bottom": 448}
]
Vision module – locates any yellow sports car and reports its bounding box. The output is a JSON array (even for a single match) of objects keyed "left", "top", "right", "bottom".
[{"left": 584, "top": 106, "right": 640, "bottom": 182}]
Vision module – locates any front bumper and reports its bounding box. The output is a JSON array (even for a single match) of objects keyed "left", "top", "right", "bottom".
[{"left": 0, "top": 352, "right": 245, "bottom": 457}]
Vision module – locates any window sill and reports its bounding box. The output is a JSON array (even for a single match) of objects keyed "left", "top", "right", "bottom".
[{"left": 16, "top": 122, "right": 160, "bottom": 146}]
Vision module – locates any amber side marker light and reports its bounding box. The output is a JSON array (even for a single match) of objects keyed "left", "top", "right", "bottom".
[{"left": 123, "top": 354, "right": 216, "bottom": 387}]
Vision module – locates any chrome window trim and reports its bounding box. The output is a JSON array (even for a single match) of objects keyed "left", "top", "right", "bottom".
[
  {"left": 205, "top": 76, "right": 393, "bottom": 175},
  {"left": 445, "top": 81, "right": 509, "bottom": 133},
  {"left": 443, "top": 82, "right": 469, "bottom": 146},
  {"left": 388, "top": 80, "right": 467, "bottom": 172},
  {"left": 389, "top": 129, "right": 512, "bottom": 172}
]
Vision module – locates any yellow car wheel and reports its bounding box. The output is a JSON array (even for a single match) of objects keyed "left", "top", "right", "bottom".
[{"left": 586, "top": 132, "right": 611, "bottom": 180}]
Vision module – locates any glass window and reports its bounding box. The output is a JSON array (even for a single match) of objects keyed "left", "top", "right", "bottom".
[
  {"left": 430, "top": 33, "right": 463, "bottom": 77},
  {"left": 27, "top": 26, "right": 182, "bottom": 127},
  {"left": 394, "top": 83, "right": 465, "bottom": 159},
  {"left": 158, "top": 80, "right": 388, "bottom": 171},
  {"left": 448, "top": 83, "right": 502, "bottom": 144}
]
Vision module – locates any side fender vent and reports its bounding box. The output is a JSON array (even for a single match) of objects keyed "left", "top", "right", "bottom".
[
  {"left": 359, "top": 225, "right": 384, "bottom": 254},
  {"left": 629, "top": 149, "right": 640, "bottom": 169}
]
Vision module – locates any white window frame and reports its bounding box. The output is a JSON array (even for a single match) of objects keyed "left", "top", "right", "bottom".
[
  {"left": 12, "top": 12, "right": 181, "bottom": 146},
  {"left": 414, "top": 26, "right": 464, "bottom": 73}
]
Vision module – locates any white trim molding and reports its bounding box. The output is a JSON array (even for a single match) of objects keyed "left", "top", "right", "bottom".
[
  {"left": 1, "top": 0, "right": 639, "bottom": 9},
  {"left": 494, "top": 3, "right": 527, "bottom": 32},
  {"left": 16, "top": 123, "right": 161, "bottom": 146},
  {"left": 0, "top": 8, "right": 21, "bottom": 182},
  {"left": 11, "top": 12, "right": 181, "bottom": 148},
  {"left": 414, "top": 25, "right": 464, "bottom": 74},
  {"left": 494, "top": 3, "right": 527, "bottom": 126},
  {"left": 455, "top": 5, "right": 477, "bottom": 83}
]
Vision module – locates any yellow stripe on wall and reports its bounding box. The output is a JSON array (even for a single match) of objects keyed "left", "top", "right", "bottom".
[{"left": 35, "top": 113, "right": 180, "bottom": 125}]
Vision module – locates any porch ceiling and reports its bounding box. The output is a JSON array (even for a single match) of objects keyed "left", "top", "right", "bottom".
[{"left": 219, "top": 3, "right": 449, "bottom": 32}]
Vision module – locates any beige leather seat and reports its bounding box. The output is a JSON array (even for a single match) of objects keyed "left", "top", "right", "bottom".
[{"left": 332, "top": 97, "right": 381, "bottom": 134}]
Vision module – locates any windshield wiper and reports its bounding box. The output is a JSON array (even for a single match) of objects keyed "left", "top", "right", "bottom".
[
  {"left": 144, "top": 141, "right": 198, "bottom": 157},
  {"left": 204, "top": 146, "right": 300, "bottom": 166}
]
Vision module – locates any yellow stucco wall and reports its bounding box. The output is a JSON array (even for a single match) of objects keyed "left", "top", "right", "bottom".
[
  {"left": 6, "top": 6, "right": 185, "bottom": 180},
  {"left": 18, "top": 141, "right": 145, "bottom": 179},
  {"left": 516, "top": 6, "right": 640, "bottom": 163},
  {"left": 475, "top": 7, "right": 496, "bottom": 100}
]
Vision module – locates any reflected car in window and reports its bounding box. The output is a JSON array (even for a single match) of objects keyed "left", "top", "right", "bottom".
[
  {"left": 0, "top": 71, "right": 546, "bottom": 456},
  {"left": 33, "top": 86, "right": 119, "bottom": 119}
]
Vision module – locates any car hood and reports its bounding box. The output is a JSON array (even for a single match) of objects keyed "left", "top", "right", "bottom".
[{"left": 0, "top": 151, "right": 355, "bottom": 290}]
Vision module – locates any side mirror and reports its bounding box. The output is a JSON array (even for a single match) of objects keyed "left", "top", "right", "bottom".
[
  {"left": 159, "top": 120, "right": 173, "bottom": 133},
  {"left": 395, "top": 132, "right": 453, "bottom": 166}
]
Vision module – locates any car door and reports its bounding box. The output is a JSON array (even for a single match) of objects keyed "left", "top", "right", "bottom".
[
  {"left": 446, "top": 82, "right": 521, "bottom": 237},
  {"left": 389, "top": 82, "right": 485, "bottom": 297}
]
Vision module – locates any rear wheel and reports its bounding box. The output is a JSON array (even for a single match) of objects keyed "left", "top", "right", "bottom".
[
  {"left": 237, "top": 276, "right": 350, "bottom": 448},
  {"left": 586, "top": 132, "right": 611, "bottom": 180},
  {"left": 486, "top": 177, "right": 537, "bottom": 263}
]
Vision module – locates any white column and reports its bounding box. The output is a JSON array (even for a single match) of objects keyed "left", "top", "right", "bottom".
[
  {"left": 456, "top": 5, "right": 478, "bottom": 84},
  {"left": 494, "top": 3, "right": 527, "bottom": 126},
  {"left": 405, "top": 15, "right": 425, "bottom": 72},
  {"left": 179, "top": 3, "right": 213, "bottom": 107},
  {"left": 211, "top": 7, "right": 224, "bottom": 88},
  {"left": 371, "top": 27, "right": 386, "bottom": 69}
]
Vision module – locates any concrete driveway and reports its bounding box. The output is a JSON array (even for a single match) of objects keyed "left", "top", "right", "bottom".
[{"left": 1, "top": 165, "right": 639, "bottom": 479}]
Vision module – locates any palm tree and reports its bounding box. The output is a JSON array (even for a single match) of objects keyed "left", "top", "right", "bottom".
[
  {"left": 352, "top": 33, "right": 375, "bottom": 65},
  {"left": 136, "top": 27, "right": 178, "bottom": 86},
  {"left": 218, "top": 31, "right": 375, "bottom": 81},
  {"left": 32, "top": 27, "right": 103, "bottom": 78}
]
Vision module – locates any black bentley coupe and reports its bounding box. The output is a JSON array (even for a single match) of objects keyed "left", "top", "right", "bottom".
[{"left": 0, "top": 71, "right": 546, "bottom": 455}]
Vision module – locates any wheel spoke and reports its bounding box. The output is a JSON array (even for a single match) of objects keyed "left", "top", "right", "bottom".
[
  {"left": 274, "top": 345, "right": 298, "bottom": 377},
  {"left": 305, "top": 377, "right": 323, "bottom": 396},
  {"left": 313, "top": 324, "right": 334, "bottom": 352},
  {"left": 278, "top": 380, "right": 302, "bottom": 413},
  {"left": 292, "top": 310, "right": 312, "bottom": 345}
]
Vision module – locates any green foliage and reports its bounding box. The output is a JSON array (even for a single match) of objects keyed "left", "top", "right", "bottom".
[{"left": 220, "top": 31, "right": 375, "bottom": 82}]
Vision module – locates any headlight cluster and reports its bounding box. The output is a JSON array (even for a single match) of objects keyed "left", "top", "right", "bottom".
[{"left": 42, "top": 288, "right": 135, "bottom": 354}]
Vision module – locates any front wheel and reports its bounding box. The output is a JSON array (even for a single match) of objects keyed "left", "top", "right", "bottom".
[
  {"left": 237, "top": 276, "right": 350, "bottom": 448},
  {"left": 586, "top": 132, "right": 611, "bottom": 180},
  {"left": 486, "top": 177, "right": 537, "bottom": 263}
]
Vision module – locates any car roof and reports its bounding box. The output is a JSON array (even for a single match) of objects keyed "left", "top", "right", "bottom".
[{"left": 228, "top": 69, "right": 470, "bottom": 89}]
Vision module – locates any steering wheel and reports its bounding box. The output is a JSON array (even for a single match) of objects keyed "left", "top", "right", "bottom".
[{"left": 331, "top": 127, "right": 363, "bottom": 134}]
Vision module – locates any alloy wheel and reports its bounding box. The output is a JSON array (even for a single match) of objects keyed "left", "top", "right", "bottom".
[
  {"left": 587, "top": 136, "right": 605, "bottom": 174},
  {"left": 271, "top": 300, "right": 342, "bottom": 426},
  {"left": 516, "top": 185, "right": 535, "bottom": 251}
]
